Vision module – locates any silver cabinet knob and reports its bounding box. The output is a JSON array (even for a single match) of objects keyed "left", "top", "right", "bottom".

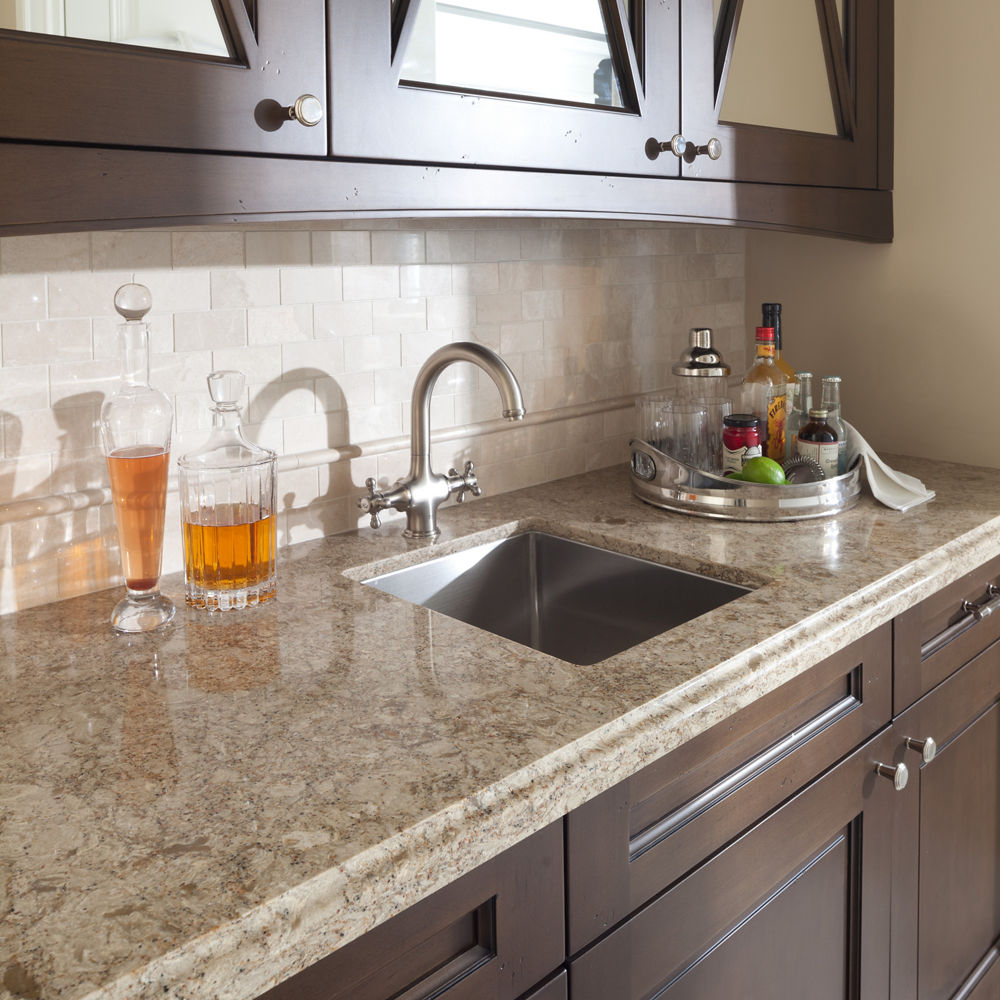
[
  {"left": 659, "top": 133, "right": 689, "bottom": 158},
  {"left": 695, "top": 137, "right": 723, "bottom": 160},
  {"left": 904, "top": 736, "right": 937, "bottom": 764},
  {"left": 286, "top": 94, "right": 324, "bottom": 127},
  {"left": 874, "top": 761, "right": 909, "bottom": 791},
  {"left": 647, "top": 134, "right": 723, "bottom": 163}
]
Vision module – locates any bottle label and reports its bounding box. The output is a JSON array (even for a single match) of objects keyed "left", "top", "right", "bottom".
[
  {"left": 757, "top": 343, "right": 776, "bottom": 358},
  {"left": 765, "top": 393, "right": 786, "bottom": 461},
  {"left": 723, "top": 442, "right": 762, "bottom": 475},
  {"left": 795, "top": 437, "right": 839, "bottom": 478}
]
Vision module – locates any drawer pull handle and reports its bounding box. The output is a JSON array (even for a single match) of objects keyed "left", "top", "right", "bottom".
[
  {"left": 904, "top": 736, "right": 937, "bottom": 763},
  {"left": 874, "top": 761, "right": 909, "bottom": 791},
  {"left": 963, "top": 584, "right": 1000, "bottom": 620},
  {"left": 629, "top": 694, "right": 857, "bottom": 860},
  {"left": 920, "top": 584, "right": 1000, "bottom": 660}
]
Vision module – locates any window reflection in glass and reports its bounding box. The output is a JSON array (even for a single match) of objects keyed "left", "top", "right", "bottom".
[
  {"left": 400, "top": 0, "right": 627, "bottom": 108},
  {"left": 0, "top": 0, "right": 231, "bottom": 57},
  {"left": 718, "top": 0, "right": 840, "bottom": 135}
]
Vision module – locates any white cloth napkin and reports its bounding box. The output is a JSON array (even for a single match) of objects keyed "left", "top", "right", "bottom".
[{"left": 844, "top": 421, "right": 935, "bottom": 512}]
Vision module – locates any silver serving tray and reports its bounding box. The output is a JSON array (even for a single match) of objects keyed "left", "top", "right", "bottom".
[{"left": 629, "top": 439, "right": 862, "bottom": 522}]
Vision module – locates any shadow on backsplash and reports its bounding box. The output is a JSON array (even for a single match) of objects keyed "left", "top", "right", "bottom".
[
  {"left": 1, "top": 373, "right": 373, "bottom": 615},
  {"left": 0, "top": 221, "right": 746, "bottom": 615}
]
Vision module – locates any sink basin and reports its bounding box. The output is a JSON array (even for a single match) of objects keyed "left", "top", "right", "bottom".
[{"left": 362, "top": 531, "right": 751, "bottom": 665}]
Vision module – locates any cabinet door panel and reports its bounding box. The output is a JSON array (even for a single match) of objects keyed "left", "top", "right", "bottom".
[
  {"left": 891, "top": 638, "right": 1000, "bottom": 1000},
  {"left": 917, "top": 702, "right": 1000, "bottom": 1000},
  {"left": 566, "top": 625, "right": 890, "bottom": 954},
  {"left": 568, "top": 728, "right": 895, "bottom": 1000},
  {"left": 0, "top": 1, "right": 326, "bottom": 154},
  {"left": 329, "top": 0, "right": 679, "bottom": 176},
  {"left": 679, "top": 0, "right": 882, "bottom": 188}
]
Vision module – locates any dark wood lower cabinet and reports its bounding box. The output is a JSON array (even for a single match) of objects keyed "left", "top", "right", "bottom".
[
  {"left": 567, "top": 728, "right": 896, "bottom": 1000},
  {"left": 257, "top": 821, "right": 564, "bottom": 1000},
  {"left": 252, "top": 571, "right": 1000, "bottom": 1000},
  {"left": 891, "top": 637, "right": 1000, "bottom": 1000}
]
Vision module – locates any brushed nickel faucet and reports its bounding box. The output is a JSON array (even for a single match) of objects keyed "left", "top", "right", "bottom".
[{"left": 358, "top": 342, "right": 525, "bottom": 538}]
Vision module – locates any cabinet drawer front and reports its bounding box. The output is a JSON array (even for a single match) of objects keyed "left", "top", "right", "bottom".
[
  {"left": 259, "top": 823, "right": 563, "bottom": 1000},
  {"left": 894, "top": 553, "right": 1000, "bottom": 712},
  {"left": 568, "top": 729, "right": 895, "bottom": 1000},
  {"left": 566, "top": 625, "right": 890, "bottom": 953}
]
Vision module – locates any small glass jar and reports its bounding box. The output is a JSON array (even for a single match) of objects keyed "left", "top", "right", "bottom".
[
  {"left": 722, "top": 414, "right": 762, "bottom": 476},
  {"left": 178, "top": 371, "right": 277, "bottom": 610}
]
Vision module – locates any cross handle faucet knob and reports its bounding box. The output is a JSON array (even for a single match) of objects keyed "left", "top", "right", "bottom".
[
  {"left": 358, "top": 477, "right": 385, "bottom": 528},
  {"left": 447, "top": 461, "right": 483, "bottom": 504}
]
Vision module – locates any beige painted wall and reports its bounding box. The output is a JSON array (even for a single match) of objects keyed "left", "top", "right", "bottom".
[{"left": 746, "top": 1, "right": 1000, "bottom": 467}]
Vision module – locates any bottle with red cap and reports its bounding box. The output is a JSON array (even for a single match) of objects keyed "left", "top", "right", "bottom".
[{"left": 740, "top": 325, "right": 787, "bottom": 461}]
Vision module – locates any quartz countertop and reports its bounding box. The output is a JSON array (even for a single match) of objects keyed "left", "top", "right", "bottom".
[{"left": 4, "top": 456, "right": 1000, "bottom": 1000}]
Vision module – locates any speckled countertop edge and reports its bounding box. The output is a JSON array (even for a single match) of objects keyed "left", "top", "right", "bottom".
[
  {"left": 5, "top": 457, "right": 1000, "bottom": 1000},
  {"left": 100, "top": 525, "right": 1000, "bottom": 1000}
]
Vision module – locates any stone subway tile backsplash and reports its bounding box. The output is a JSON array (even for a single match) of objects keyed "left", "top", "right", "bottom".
[{"left": 0, "top": 219, "right": 746, "bottom": 614}]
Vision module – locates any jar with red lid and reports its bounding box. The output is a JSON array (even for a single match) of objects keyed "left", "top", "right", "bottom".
[{"left": 722, "top": 414, "right": 762, "bottom": 476}]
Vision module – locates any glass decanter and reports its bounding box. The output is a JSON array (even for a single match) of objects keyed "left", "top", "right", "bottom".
[
  {"left": 100, "top": 284, "right": 175, "bottom": 633},
  {"left": 178, "top": 370, "right": 277, "bottom": 610}
]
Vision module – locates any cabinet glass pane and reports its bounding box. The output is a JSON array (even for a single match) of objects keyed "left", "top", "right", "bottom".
[
  {"left": 0, "top": 0, "right": 231, "bottom": 57},
  {"left": 400, "top": 0, "right": 629, "bottom": 108},
  {"left": 718, "top": 0, "right": 840, "bottom": 136}
]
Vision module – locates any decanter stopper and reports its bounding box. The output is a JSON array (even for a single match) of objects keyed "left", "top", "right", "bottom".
[{"left": 113, "top": 283, "right": 153, "bottom": 322}]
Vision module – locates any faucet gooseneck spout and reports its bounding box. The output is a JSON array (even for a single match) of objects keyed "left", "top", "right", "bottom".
[{"left": 358, "top": 343, "right": 525, "bottom": 538}]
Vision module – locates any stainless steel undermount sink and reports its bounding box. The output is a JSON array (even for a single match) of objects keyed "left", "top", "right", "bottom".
[{"left": 362, "top": 531, "right": 752, "bottom": 665}]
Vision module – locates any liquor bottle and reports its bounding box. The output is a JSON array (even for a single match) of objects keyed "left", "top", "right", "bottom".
[
  {"left": 178, "top": 370, "right": 277, "bottom": 610},
  {"left": 100, "top": 283, "right": 175, "bottom": 632},
  {"left": 740, "top": 326, "right": 787, "bottom": 461},
  {"left": 785, "top": 371, "right": 813, "bottom": 460},
  {"left": 820, "top": 375, "right": 849, "bottom": 474},
  {"left": 762, "top": 302, "right": 798, "bottom": 408},
  {"left": 795, "top": 407, "right": 840, "bottom": 479}
]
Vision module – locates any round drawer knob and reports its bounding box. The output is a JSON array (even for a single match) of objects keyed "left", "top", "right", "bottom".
[
  {"left": 286, "top": 94, "right": 324, "bottom": 127},
  {"left": 875, "top": 761, "right": 909, "bottom": 791},
  {"left": 904, "top": 736, "right": 937, "bottom": 764}
]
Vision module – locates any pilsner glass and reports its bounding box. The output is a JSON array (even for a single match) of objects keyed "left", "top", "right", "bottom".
[{"left": 100, "top": 284, "right": 175, "bottom": 633}]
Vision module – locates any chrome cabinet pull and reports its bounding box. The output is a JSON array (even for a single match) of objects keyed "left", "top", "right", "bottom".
[
  {"left": 647, "top": 134, "right": 723, "bottom": 162},
  {"left": 904, "top": 736, "right": 937, "bottom": 764},
  {"left": 874, "top": 761, "right": 909, "bottom": 791},
  {"left": 920, "top": 584, "right": 1000, "bottom": 660},
  {"left": 963, "top": 584, "right": 1000, "bottom": 620},
  {"left": 285, "top": 94, "right": 324, "bottom": 127}
]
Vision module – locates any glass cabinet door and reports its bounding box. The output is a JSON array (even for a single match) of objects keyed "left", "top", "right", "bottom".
[
  {"left": 330, "top": 0, "right": 680, "bottom": 176},
  {"left": 0, "top": 0, "right": 327, "bottom": 155},
  {"left": 680, "top": 0, "right": 881, "bottom": 188}
]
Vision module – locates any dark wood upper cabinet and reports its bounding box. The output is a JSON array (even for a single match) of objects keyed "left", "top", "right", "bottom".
[
  {"left": 0, "top": 1, "right": 893, "bottom": 238},
  {"left": 329, "top": 0, "right": 680, "bottom": 177},
  {"left": 679, "top": 0, "right": 885, "bottom": 188},
  {"left": 0, "top": 0, "right": 327, "bottom": 155}
]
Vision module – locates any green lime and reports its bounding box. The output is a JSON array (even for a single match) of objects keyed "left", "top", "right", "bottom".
[{"left": 740, "top": 456, "right": 787, "bottom": 485}]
